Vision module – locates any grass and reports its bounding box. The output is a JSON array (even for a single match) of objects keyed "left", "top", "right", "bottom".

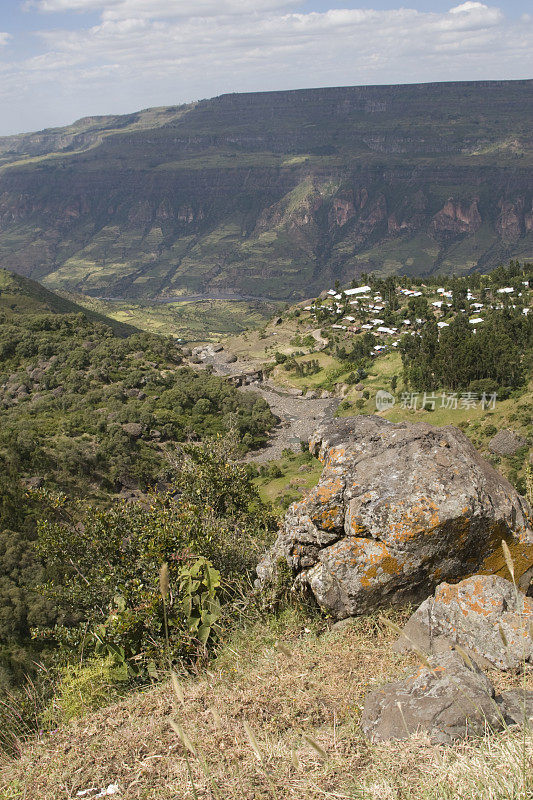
[
  {"left": 62, "top": 295, "right": 283, "bottom": 342},
  {"left": 2, "top": 607, "right": 531, "bottom": 799},
  {"left": 254, "top": 450, "right": 323, "bottom": 511}
]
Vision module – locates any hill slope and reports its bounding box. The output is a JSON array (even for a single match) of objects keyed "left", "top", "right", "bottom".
[
  {"left": 0, "top": 268, "right": 138, "bottom": 336},
  {"left": 0, "top": 81, "right": 531, "bottom": 301}
]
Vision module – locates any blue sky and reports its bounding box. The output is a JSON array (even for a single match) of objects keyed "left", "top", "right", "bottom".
[{"left": 0, "top": 0, "right": 531, "bottom": 135}]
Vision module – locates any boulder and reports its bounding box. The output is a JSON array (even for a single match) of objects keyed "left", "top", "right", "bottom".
[
  {"left": 394, "top": 575, "right": 533, "bottom": 670},
  {"left": 498, "top": 689, "right": 533, "bottom": 725},
  {"left": 257, "top": 417, "right": 533, "bottom": 619},
  {"left": 122, "top": 422, "right": 143, "bottom": 438},
  {"left": 489, "top": 429, "right": 527, "bottom": 456},
  {"left": 361, "top": 650, "right": 502, "bottom": 744}
]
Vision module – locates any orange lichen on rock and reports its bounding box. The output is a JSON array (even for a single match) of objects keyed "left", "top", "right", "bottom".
[
  {"left": 326, "top": 446, "right": 347, "bottom": 467},
  {"left": 386, "top": 496, "right": 441, "bottom": 543}
]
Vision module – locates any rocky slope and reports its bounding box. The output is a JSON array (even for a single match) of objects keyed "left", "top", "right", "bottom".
[{"left": 0, "top": 80, "right": 532, "bottom": 300}]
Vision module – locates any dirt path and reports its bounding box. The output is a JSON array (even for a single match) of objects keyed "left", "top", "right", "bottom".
[
  {"left": 240, "top": 382, "right": 339, "bottom": 461},
  {"left": 192, "top": 344, "right": 339, "bottom": 462}
]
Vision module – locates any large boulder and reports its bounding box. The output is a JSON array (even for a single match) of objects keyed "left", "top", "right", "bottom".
[
  {"left": 361, "top": 650, "right": 503, "bottom": 744},
  {"left": 257, "top": 417, "right": 533, "bottom": 619},
  {"left": 395, "top": 575, "right": 533, "bottom": 670},
  {"left": 489, "top": 429, "right": 527, "bottom": 456}
]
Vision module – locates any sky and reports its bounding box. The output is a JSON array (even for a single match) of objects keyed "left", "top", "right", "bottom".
[{"left": 0, "top": 0, "right": 531, "bottom": 136}]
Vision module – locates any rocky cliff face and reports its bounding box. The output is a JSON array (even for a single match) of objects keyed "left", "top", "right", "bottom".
[{"left": 0, "top": 80, "right": 531, "bottom": 300}]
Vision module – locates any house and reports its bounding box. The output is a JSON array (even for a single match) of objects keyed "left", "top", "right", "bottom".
[
  {"left": 344, "top": 285, "right": 372, "bottom": 296},
  {"left": 497, "top": 287, "right": 514, "bottom": 294},
  {"left": 371, "top": 318, "right": 385, "bottom": 326},
  {"left": 437, "top": 321, "right": 449, "bottom": 328},
  {"left": 469, "top": 317, "right": 484, "bottom": 324}
]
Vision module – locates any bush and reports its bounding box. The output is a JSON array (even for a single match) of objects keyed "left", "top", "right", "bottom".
[{"left": 36, "top": 438, "right": 278, "bottom": 676}]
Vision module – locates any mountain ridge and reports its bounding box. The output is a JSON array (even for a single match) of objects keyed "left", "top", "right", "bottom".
[{"left": 0, "top": 79, "right": 531, "bottom": 301}]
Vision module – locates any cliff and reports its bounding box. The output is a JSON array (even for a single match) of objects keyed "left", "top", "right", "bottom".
[{"left": 0, "top": 80, "right": 531, "bottom": 300}]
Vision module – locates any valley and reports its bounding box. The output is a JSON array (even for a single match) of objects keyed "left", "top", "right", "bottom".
[{"left": 0, "top": 81, "right": 532, "bottom": 800}]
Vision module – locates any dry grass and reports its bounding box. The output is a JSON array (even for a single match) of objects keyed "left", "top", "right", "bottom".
[{"left": 1, "top": 609, "right": 531, "bottom": 800}]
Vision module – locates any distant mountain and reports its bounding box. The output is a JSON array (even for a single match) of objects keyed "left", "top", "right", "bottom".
[
  {"left": 0, "top": 80, "right": 531, "bottom": 301},
  {"left": 0, "top": 268, "right": 137, "bottom": 336}
]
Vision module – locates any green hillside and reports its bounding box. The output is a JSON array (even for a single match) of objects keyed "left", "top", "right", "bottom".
[
  {"left": 0, "top": 81, "right": 531, "bottom": 302},
  {"left": 0, "top": 268, "right": 137, "bottom": 336}
]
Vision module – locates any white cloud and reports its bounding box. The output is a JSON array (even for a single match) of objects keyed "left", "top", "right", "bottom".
[
  {"left": 0, "top": 32, "right": 12, "bottom": 46},
  {"left": 449, "top": 2, "right": 489, "bottom": 13},
  {"left": 1, "top": 2, "right": 532, "bottom": 134},
  {"left": 33, "top": 0, "right": 299, "bottom": 18}
]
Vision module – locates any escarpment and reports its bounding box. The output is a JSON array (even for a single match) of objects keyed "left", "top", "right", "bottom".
[{"left": 0, "top": 80, "right": 531, "bottom": 300}]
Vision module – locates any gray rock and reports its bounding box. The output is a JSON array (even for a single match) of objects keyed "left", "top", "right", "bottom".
[
  {"left": 122, "top": 422, "right": 143, "bottom": 438},
  {"left": 395, "top": 575, "right": 533, "bottom": 670},
  {"left": 257, "top": 416, "right": 533, "bottom": 619},
  {"left": 498, "top": 689, "right": 533, "bottom": 725},
  {"left": 361, "top": 650, "right": 503, "bottom": 744},
  {"left": 489, "top": 429, "right": 527, "bottom": 456}
]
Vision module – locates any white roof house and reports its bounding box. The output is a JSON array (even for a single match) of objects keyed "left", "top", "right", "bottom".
[
  {"left": 497, "top": 287, "right": 514, "bottom": 294},
  {"left": 469, "top": 317, "right": 484, "bottom": 324},
  {"left": 371, "top": 318, "right": 385, "bottom": 326},
  {"left": 432, "top": 301, "right": 444, "bottom": 308},
  {"left": 377, "top": 326, "right": 395, "bottom": 335},
  {"left": 344, "top": 285, "right": 371, "bottom": 296},
  {"left": 361, "top": 324, "right": 374, "bottom": 330},
  {"left": 437, "top": 321, "right": 449, "bottom": 328}
]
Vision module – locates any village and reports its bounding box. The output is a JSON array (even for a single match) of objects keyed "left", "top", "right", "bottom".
[{"left": 300, "top": 276, "right": 532, "bottom": 359}]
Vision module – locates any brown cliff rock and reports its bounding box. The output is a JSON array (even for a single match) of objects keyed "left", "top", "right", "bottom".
[
  {"left": 256, "top": 417, "right": 533, "bottom": 619},
  {"left": 431, "top": 198, "right": 482, "bottom": 236}
]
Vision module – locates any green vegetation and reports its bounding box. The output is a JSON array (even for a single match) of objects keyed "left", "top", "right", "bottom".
[
  {"left": 65, "top": 294, "right": 283, "bottom": 342},
  {"left": 252, "top": 448, "right": 323, "bottom": 512},
  {"left": 0, "top": 275, "right": 275, "bottom": 495},
  {"left": 0, "top": 272, "right": 279, "bottom": 751}
]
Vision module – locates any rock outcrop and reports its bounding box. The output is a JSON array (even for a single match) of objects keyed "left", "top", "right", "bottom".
[
  {"left": 361, "top": 650, "right": 502, "bottom": 744},
  {"left": 257, "top": 417, "right": 533, "bottom": 619},
  {"left": 395, "top": 575, "right": 533, "bottom": 670}
]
